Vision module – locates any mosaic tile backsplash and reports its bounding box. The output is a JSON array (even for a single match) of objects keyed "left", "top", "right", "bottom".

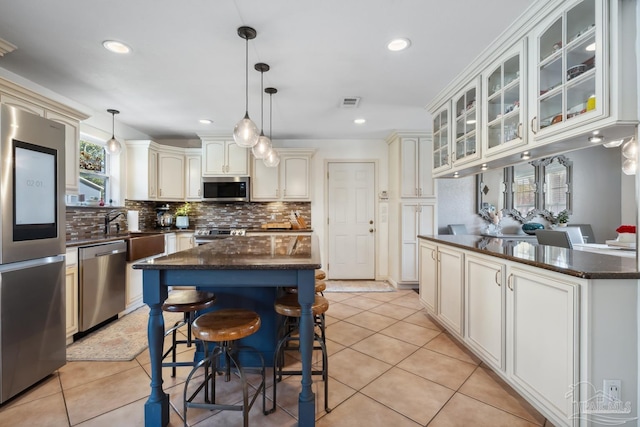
[{"left": 66, "top": 201, "right": 312, "bottom": 241}]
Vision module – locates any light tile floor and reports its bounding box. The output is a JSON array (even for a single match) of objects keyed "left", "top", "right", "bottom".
[{"left": 0, "top": 289, "right": 557, "bottom": 426}]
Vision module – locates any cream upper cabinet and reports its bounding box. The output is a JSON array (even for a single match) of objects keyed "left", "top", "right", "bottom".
[
  {"left": 45, "top": 111, "right": 81, "bottom": 193},
  {"left": 126, "top": 140, "right": 158, "bottom": 201},
  {"left": 157, "top": 150, "right": 184, "bottom": 200},
  {"left": 400, "top": 137, "right": 434, "bottom": 198},
  {"left": 431, "top": 106, "right": 451, "bottom": 174},
  {"left": 452, "top": 79, "right": 481, "bottom": 166},
  {"left": 184, "top": 149, "right": 202, "bottom": 200},
  {"left": 250, "top": 149, "right": 314, "bottom": 202},
  {"left": 483, "top": 41, "right": 527, "bottom": 156},
  {"left": 0, "top": 79, "right": 88, "bottom": 193},
  {"left": 201, "top": 139, "right": 248, "bottom": 176}
]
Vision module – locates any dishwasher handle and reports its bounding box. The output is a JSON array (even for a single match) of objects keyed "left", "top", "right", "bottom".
[{"left": 94, "top": 248, "right": 127, "bottom": 257}]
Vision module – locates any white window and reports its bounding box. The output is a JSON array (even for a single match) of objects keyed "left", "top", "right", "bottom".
[{"left": 79, "top": 134, "right": 111, "bottom": 204}]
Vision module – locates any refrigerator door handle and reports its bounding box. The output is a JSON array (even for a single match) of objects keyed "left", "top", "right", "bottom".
[{"left": 0, "top": 255, "right": 64, "bottom": 272}]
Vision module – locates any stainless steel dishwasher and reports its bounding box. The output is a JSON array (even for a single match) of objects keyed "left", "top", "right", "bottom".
[{"left": 78, "top": 240, "right": 127, "bottom": 332}]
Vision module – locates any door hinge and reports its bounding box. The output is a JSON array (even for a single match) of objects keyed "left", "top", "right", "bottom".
[
  {"left": 327, "top": 217, "right": 329, "bottom": 225},
  {"left": 327, "top": 171, "right": 329, "bottom": 180}
]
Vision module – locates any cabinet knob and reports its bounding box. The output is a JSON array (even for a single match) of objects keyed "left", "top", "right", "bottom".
[
  {"left": 369, "top": 228, "right": 374, "bottom": 233},
  {"left": 369, "top": 220, "right": 373, "bottom": 225}
]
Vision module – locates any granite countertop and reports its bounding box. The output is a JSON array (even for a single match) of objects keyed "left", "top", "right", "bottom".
[
  {"left": 65, "top": 228, "right": 195, "bottom": 248},
  {"left": 133, "top": 234, "right": 321, "bottom": 270},
  {"left": 418, "top": 234, "right": 640, "bottom": 279}
]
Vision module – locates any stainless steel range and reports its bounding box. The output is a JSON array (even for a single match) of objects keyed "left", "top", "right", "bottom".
[{"left": 194, "top": 228, "right": 246, "bottom": 245}]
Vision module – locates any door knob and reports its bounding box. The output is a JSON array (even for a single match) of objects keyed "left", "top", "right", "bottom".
[{"left": 369, "top": 220, "right": 374, "bottom": 224}]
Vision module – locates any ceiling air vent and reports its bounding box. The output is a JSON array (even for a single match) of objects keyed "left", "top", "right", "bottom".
[{"left": 340, "top": 97, "right": 361, "bottom": 108}]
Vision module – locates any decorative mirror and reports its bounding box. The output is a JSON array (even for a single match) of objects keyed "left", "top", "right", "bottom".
[
  {"left": 534, "top": 155, "right": 573, "bottom": 217},
  {"left": 476, "top": 167, "right": 507, "bottom": 220},
  {"left": 504, "top": 161, "right": 539, "bottom": 222}
]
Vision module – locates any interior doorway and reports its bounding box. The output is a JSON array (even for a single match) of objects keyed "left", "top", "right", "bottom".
[{"left": 326, "top": 161, "right": 376, "bottom": 279}]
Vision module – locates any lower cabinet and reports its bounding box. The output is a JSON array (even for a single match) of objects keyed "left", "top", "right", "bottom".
[
  {"left": 418, "top": 239, "right": 437, "bottom": 313},
  {"left": 465, "top": 254, "right": 504, "bottom": 371},
  {"left": 176, "top": 233, "right": 195, "bottom": 252},
  {"left": 436, "top": 246, "right": 464, "bottom": 337},
  {"left": 65, "top": 248, "right": 79, "bottom": 344},
  {"left": 507, "top": 266, "right": 578, "bottom": 424},
  {"left": 164, "top": 233, "right": 177, "bottom": 255}
]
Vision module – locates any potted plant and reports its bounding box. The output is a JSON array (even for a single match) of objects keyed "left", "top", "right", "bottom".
[
  {"left": 175, "top": 202, "right": 191, "bottom": 229},
  {"left": 553, "top": 209, "right": 570, "bottom": 227}
]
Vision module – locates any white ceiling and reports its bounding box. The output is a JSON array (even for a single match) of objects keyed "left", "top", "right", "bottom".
[{"left": 0, "top": 0, "right": 532, "bottom": 142}]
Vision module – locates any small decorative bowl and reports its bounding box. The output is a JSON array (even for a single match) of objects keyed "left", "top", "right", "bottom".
[{"left": 522, "top": 222, "right": 544, "bottom": 235}]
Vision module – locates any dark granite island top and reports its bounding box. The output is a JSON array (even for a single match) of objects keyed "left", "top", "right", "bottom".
[
  {"left": 133, "top": 234, "right": 321, "bottom": 427},
  {"left": 418, "top": 234, "right": 640, "bottom": 279},
  {"left": 134, "top": 234, "right": 320, "bottom": 270}
]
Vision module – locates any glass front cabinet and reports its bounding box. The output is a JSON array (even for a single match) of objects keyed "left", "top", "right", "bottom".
[
  {"left": 432, "top": 103, "right": 451, "bottom": 174},
  {"left": 483, "top": 41, "right": 527, "bottom": 156},
  {"left": 532, "top": 0, "right": 602, "bottom": 137},
  {"left": 452, "top": 79, "right": 481, "bottom": 165}
]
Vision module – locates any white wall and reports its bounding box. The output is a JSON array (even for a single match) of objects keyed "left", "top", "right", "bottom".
[{"left": 276, "top": 139, "right": 389, "bottom": 278}]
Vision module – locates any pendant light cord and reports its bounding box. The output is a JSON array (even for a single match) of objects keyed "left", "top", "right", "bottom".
[
  {"left": 269, "top": 92, "right": 273, "bottom": 139},
  {"left": 244, "top": 37, "right": 249, "bottom": 113},
  {"left": 260, "top": 70, "right": 264, "bottom": 131},
  {"left": 111, "top": 111, "right": 115, "bottom": 138}
]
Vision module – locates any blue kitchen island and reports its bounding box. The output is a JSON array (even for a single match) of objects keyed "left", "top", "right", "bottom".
[{"left": 134, "top": 234, "right": 321, "bottom": 427}]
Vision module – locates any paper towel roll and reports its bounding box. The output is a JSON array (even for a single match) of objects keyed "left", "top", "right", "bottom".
[{"left": 127, "top": 210, "right": 140, "bottom": 232}]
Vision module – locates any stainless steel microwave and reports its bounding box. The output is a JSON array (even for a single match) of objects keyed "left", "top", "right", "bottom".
[{"left": 202, "top": 176, "right": 250, "bottom": 202}]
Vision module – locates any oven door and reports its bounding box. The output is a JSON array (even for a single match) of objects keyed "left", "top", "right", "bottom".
[{"left": 0, "top": 105, "right": 66, "bottom": 263}]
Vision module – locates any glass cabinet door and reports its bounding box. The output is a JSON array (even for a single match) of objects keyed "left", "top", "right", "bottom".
[
  {"left": 453, "top": 81, "right": 480, "bottom": 164},
  {"left": 485, "top": 44, "right": 525, "bottom": 154},
  {"left": 535, "top": 0, "right": 597, "bottom": 133},
  {"left": 432, "top": 105, "right": 451, "bottom": 172}
]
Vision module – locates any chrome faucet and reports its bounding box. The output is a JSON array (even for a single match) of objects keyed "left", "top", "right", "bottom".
[{"left": 104, "top": 210, "right": 125, "bottom": 235}]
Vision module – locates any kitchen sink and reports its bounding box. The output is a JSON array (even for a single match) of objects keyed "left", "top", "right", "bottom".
[{"left": 126, "top": 233, "right": 165, "bottom": 262}]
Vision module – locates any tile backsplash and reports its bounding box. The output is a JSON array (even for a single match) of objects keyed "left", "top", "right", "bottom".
[{"left": 66, "top": 201, "right": 311, "bottom": 241}]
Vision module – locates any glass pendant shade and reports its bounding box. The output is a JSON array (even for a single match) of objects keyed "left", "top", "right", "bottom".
[
  {"left": 622, "top": 158, "right": 637, "bottom": 175},
  {"left": 233, "top": 113, "right": 259, "bottom": 148},
  {"left": 252, "top": 132, "right": 272, "bottom": 159},
  {"left": 622, "top": 137, "right": 637, "bottom": 159},
  {"left": 263, "top": 149, "right": 280, "bottom": 167},
  {"left": 106, "top": 136, "right": 122, "bottom": 155},
  {"left": 106, "top": 109, "right": 122, "bottom": 155}
]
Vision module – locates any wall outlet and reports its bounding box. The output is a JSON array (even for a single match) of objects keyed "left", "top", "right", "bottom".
[{"left": 603, "top": 379, "right": 621, "bottom": 401}]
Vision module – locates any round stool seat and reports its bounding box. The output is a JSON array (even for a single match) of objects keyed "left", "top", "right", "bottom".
[
  {"left": 274, "top": 294, "right": 329, "bottom": 317},
  {"left": 284, "top": 279, "right": 326, "bottom": 294},
  {"left": 162, "top": 290, "right": 217, "bottom": 313},
  {"left": 193, "top": 308, "right": 261, "bottom": 342},
  {"left": 315, "top": 269, "right": 326, "bottom": 280}
]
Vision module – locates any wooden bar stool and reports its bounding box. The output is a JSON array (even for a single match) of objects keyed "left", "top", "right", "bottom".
[
  {"left": 183, "top": 308, "right": 266, "bottom": 427},
  {"left": 161, "top": 290, "right": 217, "bottom": 377},
  {"left": 271, "top": 293, "right": 331, "bottom": 413},
  {"left": 315, "top": 269, "right": 326, "bottom": 280}
]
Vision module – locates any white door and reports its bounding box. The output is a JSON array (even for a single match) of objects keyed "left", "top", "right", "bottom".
[{"left": 327, "top": 162, "right": 375, "bottom": 279}]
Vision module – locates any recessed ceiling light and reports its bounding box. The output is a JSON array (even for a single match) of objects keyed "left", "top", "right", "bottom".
[
  {"left": 199, "top": 119, "right": 213, "bottom": 124},
  {"left": 354, "top": 118, "right": 366, "bottom": 125},
  {"left": 102, "top": 40, "right": 131, "bottom": 54},
  {"left": 387, "top": 38, "right": 411, "bottom": 52}
]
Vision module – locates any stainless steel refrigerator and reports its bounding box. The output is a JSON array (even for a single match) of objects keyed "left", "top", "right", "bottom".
[{"left": 0, "top": 104, "right": 66, "bottom": 403}]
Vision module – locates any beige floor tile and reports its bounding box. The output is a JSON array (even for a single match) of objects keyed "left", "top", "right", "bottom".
[
  {"left": 316, "top": 392, "right": 421, "bottom": 427},
  {"left": 379, "top": 320, "right": 441, "bottom": 346},
  {"left": 369, "top": 303, "right": 417, "bottom": 320},
  {"left": 0, "top": 372, "right": 61, "bottom": 409},
  {"left": 324, "top": 314, "right": 340, "bottom": 326},
  {"left": 389, "top": 294, "right": 424, "bottom": 310},
  {"left": 397, "top": 348, "right": 476, "bottom": 390},
  {"left": 136, "top": 330, "right": 190, "bottom": 366},
  {"left": 351, "top": 334, "right": 419, "bottom": 365},
  {"left": 0, "top": 392, "right": 69, "bottom": 427},
  {"left": 325, "top": 321, "right": 375, "bottom": 347},
  {"left": 360, "top": 291, "right": 406, "bottom": 302},
  {"left": 64, "top": 366, "right": 152, "bottom": 425},
  {"left": 76, "top": 396, "right": 185, "bottom": 426},
  {"left": 323, "top": 292, "right": 357, "bottom": 303},
  {"left": 270, "top": 373, "right": 356, "bottom": 419},
  {"left": 141, "top": 346, "right": 198, "bottom": 388},
  {"left": 402, "top": 310, "right": 443, "bottom": 331},
  {"left": 459, "top": 365, "right": 546, "bottom": 425},
  {"left": 339, "top": 295, "right": 384, "bottom": 310},
  {"left": 199, "top": 399, "right": 298, "bottom": 426},
  {"left": 328, "top": 348, "right": 391, "bottom": 390},
  {"left": 361, "top": 367, "right": 454, "bottom": 425},
  {"left": 424, "top": 333, "right": 481, "bottom": 365},
  {"left": 59, "top": 359, "right": 141, "bottom": 390},
  {"left": 429, "top": 393, "right": 540, "bottom": 427},
  {"left": 343, "top": 310, "right": 398, "bottom": 332},
  {"left": 323, "top": 302, "right": 363, "bottom": 320}
]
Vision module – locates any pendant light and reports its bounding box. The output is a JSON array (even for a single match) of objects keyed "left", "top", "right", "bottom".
[
  {"left": 106, "top": 109, "right": 122, "bottom": 155},
  {"left": 252, "top": 63, "right": 273, "bottom": 159},
  {"left": 233, "top": 26, "right": 259, "bottom": 148},
  {"left": 263, "top": 87, "right": 280, "bottom": 167}
]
